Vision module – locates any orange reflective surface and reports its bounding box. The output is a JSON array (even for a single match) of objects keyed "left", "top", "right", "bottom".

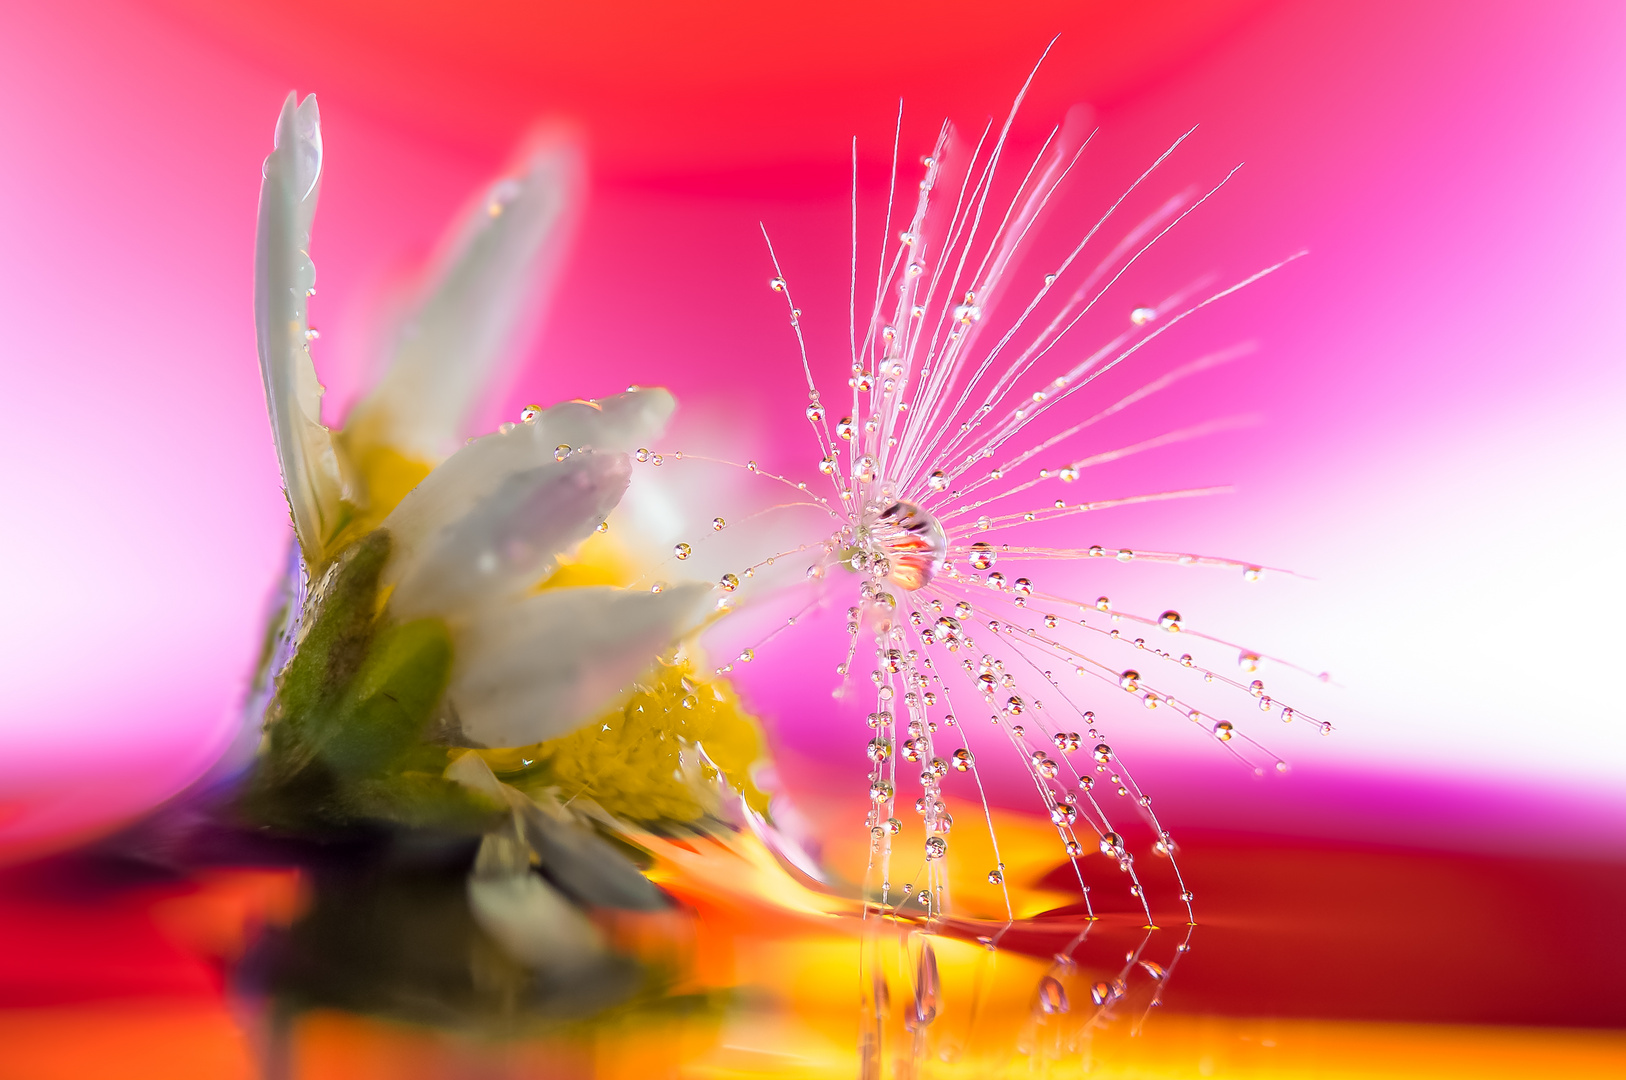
[{"left": 3, "top": 821, "right": 1623, "bottom": 1077}]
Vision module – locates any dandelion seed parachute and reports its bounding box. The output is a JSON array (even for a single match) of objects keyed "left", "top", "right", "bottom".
[{"left": 630, "top": 61, "right": 1328, "bottom": 1050}]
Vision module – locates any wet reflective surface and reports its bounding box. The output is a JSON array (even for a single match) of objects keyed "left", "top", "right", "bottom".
[{"left": 3, "top": 803, "right": 1624, "bottom": 1078}]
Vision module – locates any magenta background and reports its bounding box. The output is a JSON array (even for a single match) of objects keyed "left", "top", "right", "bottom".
[{"left": 1, "top": 0, "right": 1623, "bottom": 859}]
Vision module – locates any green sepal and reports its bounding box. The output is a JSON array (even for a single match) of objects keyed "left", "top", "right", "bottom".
[
  {"left": 344, "top": 771, "right": 506, "bottom": 832},
  {"left": 264, "top": 529, "right": 393, "bottom": 777},
  {"left": 321, "top": 618, "right": 453, "bottom": 779}
]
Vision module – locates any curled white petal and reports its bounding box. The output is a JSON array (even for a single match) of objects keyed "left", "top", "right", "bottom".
[
  {"left": 346, "top": 136, "right": 585, "bottom": 464},
  {"left": 450, "top": 583, "right": 710, "bottom": 747},
  {"left": 254, "top": 91, "right": 349, "bottom": 561},
  {"left": 380, "top": 388, "right": 674, "bottom": 560},
  {"left": 388, "top": 451, "right": 631, "bottom": 619}
]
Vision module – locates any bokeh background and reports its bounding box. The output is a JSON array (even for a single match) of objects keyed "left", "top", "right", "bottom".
[{"left": 2, "top": 0, "right": 1624, "bottom": 1070}]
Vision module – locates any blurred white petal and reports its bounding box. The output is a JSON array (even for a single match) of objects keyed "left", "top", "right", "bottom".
[
  {"left": 388, "top": 452, "right": 631, "bottom": 619},
  {"left": 536, "top": 388, "right": 676, "bottom": 454},
  {"left": 346, "top": 136, "right": 585, "bottom": 463},
  {"left": 380, "top": 388, "right": 673, "bottom": 560},
  {"left": 509, "top": 792, "right": 668, "bottom": 910},
  {"left": 443, "top": 750, "right": 507, "bottom": 804},
  {"left": 467, "top": 833, "right": 604, "bottom": 972},
  {"left": 254, "top": 91, "right": 349, "bottom": 561},
  {"left": 448, "top": 756, "right": 668, "bottom": 909},
  {"left": 450, "top": 583, "right": 710, "bottom": 747}
]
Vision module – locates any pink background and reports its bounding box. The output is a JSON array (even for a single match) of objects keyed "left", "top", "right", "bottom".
[{"left": 1, "top": 0, "right": 1623, "bottom": 860}]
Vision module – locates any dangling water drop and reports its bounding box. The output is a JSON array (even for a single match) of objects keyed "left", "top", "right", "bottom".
[{"left": 673, "top": 543, "right": 691, "bottom": 560}]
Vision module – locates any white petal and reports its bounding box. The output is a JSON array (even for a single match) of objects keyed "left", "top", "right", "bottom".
[
  {"left": 533, "top": 388, "right": 676, "bottom": 455},
  {"left": 468, "top": 846, "right": 604, "bottom": 972},
  {"left": 254, "top": 92, "right": 349, "bottom": 562},
  {"left": 380, "top": 388, "right": 674, "bottom": 560},
  {"left": 443, "top": 750, "right": 507, "bottom": 804},
  {"left": 508, "top": 792, "right": 668, "bottom": 910},
  {"left": 345, "top": 137, "right": 585, "bottom": 463},
  {"left": 388, "top": 452, "right": 630, "bottom": 619},
  {"left": 450, "top": 583, "right": 710, "bottom": 747}
]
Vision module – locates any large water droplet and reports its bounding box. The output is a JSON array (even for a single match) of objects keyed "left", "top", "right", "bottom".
[
  {"left": 673, "top": 543, "right": 691, "bottom": 560},
  {"left": 1038, "top": 975, "right": 1070, "bottom": 1014}
]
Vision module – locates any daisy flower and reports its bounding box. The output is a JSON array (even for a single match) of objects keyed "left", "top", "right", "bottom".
[{"left": 238, "top": 92, "right": 773, "bottom": 1020}]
